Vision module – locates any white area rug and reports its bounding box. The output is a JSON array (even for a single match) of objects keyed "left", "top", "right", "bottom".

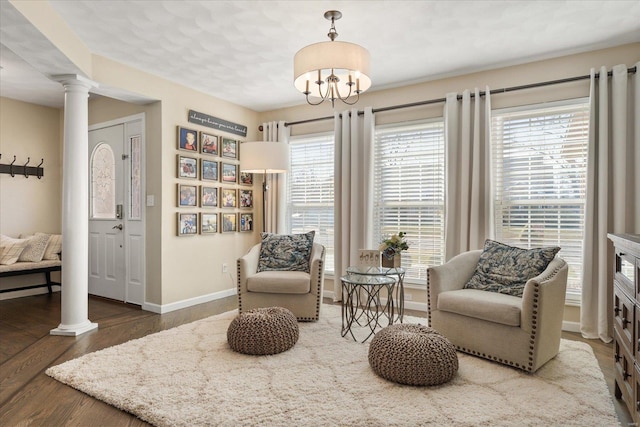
[{"left": 47, "top": 304, "right": 619, "bottom": 426}]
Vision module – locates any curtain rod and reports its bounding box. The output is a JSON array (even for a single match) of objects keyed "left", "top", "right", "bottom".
[{"left": 262, "top": 66, "right": 636, "bottom": 129}]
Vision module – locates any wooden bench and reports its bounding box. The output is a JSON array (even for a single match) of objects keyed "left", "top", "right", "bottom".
[{"left": 0, "top": 260, "right": 62, "bottom": 294}]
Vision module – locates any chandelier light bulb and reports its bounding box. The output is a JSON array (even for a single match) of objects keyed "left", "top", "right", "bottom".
[{"left": 293, "top": 10, "right": 371, "bottom": 107}]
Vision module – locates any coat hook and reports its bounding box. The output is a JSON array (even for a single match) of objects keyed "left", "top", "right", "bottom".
[
  {"left": 37, "top": 158, "right": 44, "bottom": 179},
  {"left": 10, "top": 155, "right": 16, "bottom": 177},
  {"left": 24, "top": 157, "right": 30, "bottom": 178}
]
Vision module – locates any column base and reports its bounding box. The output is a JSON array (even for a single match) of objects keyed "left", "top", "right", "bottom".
[{"left": 50, "top": 321, "right": 98, "bottom": 337}]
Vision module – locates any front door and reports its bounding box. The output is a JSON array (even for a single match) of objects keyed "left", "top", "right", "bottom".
[
  {"left": 88, "top": 124, "right": 126, "bottom": 301},
  {"left": 88, "top": 118, "right": 145, "bottom": 304}
]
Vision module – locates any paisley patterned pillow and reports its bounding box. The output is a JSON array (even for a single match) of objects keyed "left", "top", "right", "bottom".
[
  {"left": 464, "top": 239, "right": 560, "bottom": 297},
  {"left": 257, "top": 231, "right": 315, "bottom": 273}
]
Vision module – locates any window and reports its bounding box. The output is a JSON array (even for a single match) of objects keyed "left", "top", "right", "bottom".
[
  {"left": 287, "top": 133, "right": 335, "bottom": 274},
  {"left": 491, "top": 99, "right": 589, "bottom": 299},
  {"left": 373, "top": 120, "right": 446, "bottom": 284},
  {"left": 90, "top": 143, "right": 116, "bottom": 219}
]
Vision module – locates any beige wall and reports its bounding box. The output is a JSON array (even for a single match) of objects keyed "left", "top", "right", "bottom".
[
  {"left": 89, "top": 56, "right": 261, "bottom": 307},
  {"left": 1, "top": 85, "right": 260, "bottom": 307},
  {"left": 0, "top": 97, "right": 62, "bottom": 236},
  {"left": 261, "top": 43, "right": 639, "bottom": 132}
]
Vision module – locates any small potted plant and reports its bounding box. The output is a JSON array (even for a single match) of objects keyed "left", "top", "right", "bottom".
[{"left": 379, "top": 232, "right": 408, "bottom": 268}]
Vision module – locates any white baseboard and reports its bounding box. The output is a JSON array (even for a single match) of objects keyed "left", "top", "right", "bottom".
[
  {"left": 0, "top": 286, "right": 61, "bottom": 300},
  {"left": 562, "top": 321, "right": 580, "bottom": 333},
  {"left": 143, "top": 288, "right": 237, "bottom": 314},
  {"left": 404, "top": 300, "right": 428, "bottom": 312}
]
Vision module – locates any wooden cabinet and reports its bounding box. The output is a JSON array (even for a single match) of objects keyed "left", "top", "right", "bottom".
[{"left": 609, "top": 233, "right": 640, "bottom": 424}]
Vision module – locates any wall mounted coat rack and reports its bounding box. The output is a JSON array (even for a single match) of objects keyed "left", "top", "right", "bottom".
[{"left": 0, "top": 154, "right": 45, "bottom": 179}]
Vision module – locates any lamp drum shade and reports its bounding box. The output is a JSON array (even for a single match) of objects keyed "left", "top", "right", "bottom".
[
  {"left": 294, "top": 41, "right": 371, "bottom": 98},
  {"left": 240, "top": 141, "right": 290, "bottom": 173}
]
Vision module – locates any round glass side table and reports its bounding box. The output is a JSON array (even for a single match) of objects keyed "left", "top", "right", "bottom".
[
  {"left": 346, "top": 266, "right": 405, "bottom": 323},
  {"left": 340, "top": 273, "right": 397, "bottom": 343}
]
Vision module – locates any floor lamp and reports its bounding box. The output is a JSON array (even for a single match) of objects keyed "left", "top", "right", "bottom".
[{"left": 239, "top": 141, "right": 289, "bottom": 232}]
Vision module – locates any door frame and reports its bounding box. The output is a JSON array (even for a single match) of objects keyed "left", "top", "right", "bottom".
[{"left": 89, "top": 113, "right": 146, "bottom": 305}]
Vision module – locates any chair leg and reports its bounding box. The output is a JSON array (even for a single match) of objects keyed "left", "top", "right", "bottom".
[{"left": 45, "top": 271, "right": 52, "bottom": 294}]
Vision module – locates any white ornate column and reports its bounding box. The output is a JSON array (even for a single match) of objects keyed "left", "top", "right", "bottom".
[{"left": 51, "top": 75, "right": 99, "bottom": 336}]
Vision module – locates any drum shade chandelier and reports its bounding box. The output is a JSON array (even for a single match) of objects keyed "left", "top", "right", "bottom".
[{"left": 294, "top": 10, "right": 371, "bottom": 107}]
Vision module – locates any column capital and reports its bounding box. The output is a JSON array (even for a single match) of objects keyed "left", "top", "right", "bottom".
[{"left": 52, "top": 74, "right": 99, "bottom": 91}]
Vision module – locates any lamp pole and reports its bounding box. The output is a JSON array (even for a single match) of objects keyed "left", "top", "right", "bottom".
[
  {"left": 262, "top": 174, "right": 268, "bottom": 232},
  {"left": 239, "top": 140, "right": 290, "bottom": 233}
]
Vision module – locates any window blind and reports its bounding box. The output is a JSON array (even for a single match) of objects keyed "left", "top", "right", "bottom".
[
  {"left": 491, "top": 99, "right": 589, "bottom": 296},
  {"left": 287, "top": 133, "right": 335, "bottom": 273},
  {"left": 374, "top": 120, "right": 446, "bottom": 284}
]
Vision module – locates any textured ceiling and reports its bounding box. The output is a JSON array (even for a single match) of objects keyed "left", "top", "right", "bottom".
[{"left": 1, "top": 0, "right": 639, "bottom": 110}]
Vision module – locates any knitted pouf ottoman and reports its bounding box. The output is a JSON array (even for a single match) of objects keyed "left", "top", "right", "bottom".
[
  {"left": 227, "top": 307, "right": 299, "bottom": 355},
  {"left": 368, "top": 323, "right": 458, "bottom": 386}
]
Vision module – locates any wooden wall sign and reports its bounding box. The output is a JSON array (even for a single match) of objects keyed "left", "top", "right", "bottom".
[{"left": 188, "top": 110, "right": 247, "bottom": 137}]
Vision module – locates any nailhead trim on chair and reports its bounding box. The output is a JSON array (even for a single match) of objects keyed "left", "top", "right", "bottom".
[
  {"left": 426, "top": 269, "right": 433, "bottom": 327},
  {"left": 290, "top": 246, "right": 325, "bottom": 322},
  {"left": 427, "top": 261, "right": 565, "bottom": 373},
  {"left": 525, "top": 282, "right": 541, "bottom": 371},
  {"left": 316, "top": 248, "right": 324, "bottom": 316},
  {"left": 236, "top": 259, "right": 244, "bottom": 314}
]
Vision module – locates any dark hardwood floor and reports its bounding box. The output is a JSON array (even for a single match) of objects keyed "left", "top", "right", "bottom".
[{"left": 0, "top": 294, "right": 633, "bottom": 426}]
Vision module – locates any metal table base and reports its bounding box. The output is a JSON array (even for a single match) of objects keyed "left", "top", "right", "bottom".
[
  {"left": 345, "top": 266, "right": 405, "bottom": 323},
  {"left": 340, "top": 274, "right": 396, "bottom": 343}
]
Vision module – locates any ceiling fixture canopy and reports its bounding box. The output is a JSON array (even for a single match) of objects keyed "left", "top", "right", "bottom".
[{"left": 294, "top": 10, "right": 371, "bottom": 108}]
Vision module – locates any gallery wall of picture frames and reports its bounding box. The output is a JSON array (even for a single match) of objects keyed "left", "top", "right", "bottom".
[{"left": 175, "top": 125, "right": 254, "bottom": 236}]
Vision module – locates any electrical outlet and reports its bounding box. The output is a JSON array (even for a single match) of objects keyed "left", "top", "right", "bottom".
[
  {"left": 222, "top": 263, "right": 228, "bottom": 273},
  {"left": 405, "top": 293, "right": 412, "bottom": 301}
]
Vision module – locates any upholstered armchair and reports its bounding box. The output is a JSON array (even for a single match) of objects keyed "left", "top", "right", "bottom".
[
  {"left": 237, "top": 242, "right": 325, "bottom": 321},
  {"left": 427, "top": 244, "right": 568, "bottom": 372}
]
